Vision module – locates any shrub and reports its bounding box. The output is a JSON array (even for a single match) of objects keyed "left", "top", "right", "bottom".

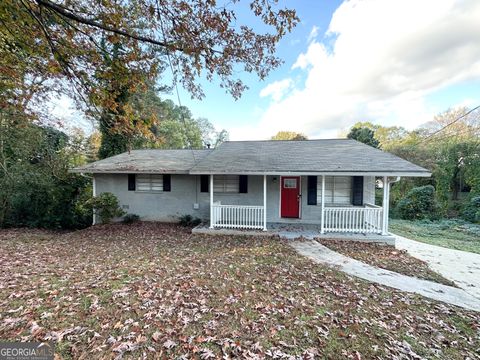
[
  {"left": 461, "top": 196, "right": 480, "bottom": 223},
  {"left": 122, "top": 213, "right": 140, "bottom": 224},
  {"left": 87, "top": 192, "right": 125, "bottom": 224},
  {"left": 179, "top": 214, "right": 201, "bottom": 227},
  {"left": 394, "top": 185, "right": 439, "bottom": 220}
]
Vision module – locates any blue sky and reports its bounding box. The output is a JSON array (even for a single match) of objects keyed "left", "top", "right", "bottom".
[
  {"left": 164, "top": 0, "right": 480, "bottom": 140},
  {"left": 55, "top": 0, "right": 480, "bottom": 139},
  {"left": 164, "top": 1, "right": 345, "bottom": 137}
]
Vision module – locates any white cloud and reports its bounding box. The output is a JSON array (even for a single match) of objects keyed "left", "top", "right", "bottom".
[
  {"left": 259, "top": 78, "right": 293, "bottom": 102},
  {"left": 307, "top": 25, "right": 319, "bottom": 43},
  {"left": 235, "top": 0, "right": 480, "bottom": 140}
]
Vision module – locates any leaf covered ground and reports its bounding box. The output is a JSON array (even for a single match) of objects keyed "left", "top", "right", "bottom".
[
  {"left": 318, "top": 239, "right": 455, "bottom": 287},
  {"left": 0, "top": 223, "right": 479, "bottom": 359}
]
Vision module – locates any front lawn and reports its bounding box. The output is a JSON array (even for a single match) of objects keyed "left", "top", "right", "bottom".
[
  {"left": 0, "top": 223, "right": 479, "bottom": 359},
  {"left": 390, "top": 218, "right": 480, "bottom": 254}
]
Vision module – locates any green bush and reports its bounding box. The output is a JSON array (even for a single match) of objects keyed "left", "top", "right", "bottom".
[
  {"left": 3, "top": 172, "right": 92, "bottom": 229},
  {"left": 87, "top": 193, "right": 125, "bottom": 224},
  {"left": 394, "top": 185, "right": 439, "bottom": 220},
  {"left": 179, "top": 214, "right": 201, "bottom": 227},
  {"left": 461, "top": 196, "right": 480, "bottom": 223},
  {"left": 122, "top": 213, "right": 140, "bottom": 224}
]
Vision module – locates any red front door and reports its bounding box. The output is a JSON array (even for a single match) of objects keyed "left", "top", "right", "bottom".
[{"left": 281, "top": 176, "right": 300, "bottom": 218}]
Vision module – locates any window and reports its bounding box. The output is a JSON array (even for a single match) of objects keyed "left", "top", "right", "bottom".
[
  {"left": 363, "top": 176, "right": 375, "bottom": 204},
  {"left": 283, "top": 178, "right": 297, "bottom": 188},
  {"left": 317, "top": 176, "right": 352, "bottom": 204},
  {"left": 213, "top": 175, "right": 239, "bottom": 193},
  {"left": 136, "top": 174, "right": 164, "bottom": 192}
]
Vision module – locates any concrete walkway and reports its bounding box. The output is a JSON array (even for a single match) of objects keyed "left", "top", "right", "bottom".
[
  {"left": 290, "top": 240, "right": 480, "bottom": 312},
  {"left": 394, "top": 234, "right": 480, "bottom": 300}
]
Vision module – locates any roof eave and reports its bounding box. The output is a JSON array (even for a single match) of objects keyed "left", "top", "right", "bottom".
[
  {"left": 188, "top": 170, "right": 431, "bottom": 177},
  {"left": 69, "top": 169, "right": 191, "bottom": 174}
]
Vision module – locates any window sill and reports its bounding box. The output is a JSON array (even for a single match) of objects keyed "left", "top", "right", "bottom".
[{"left": 135, "top": 190, "right": 165, "bottom": 193}]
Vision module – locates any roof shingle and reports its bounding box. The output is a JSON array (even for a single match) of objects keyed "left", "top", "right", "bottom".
[
  {"left": 71, "top": 139, "right": 431, "bottom": 176},
  {"left": 71, "top": 149, "right": 212, "bottom": 174},
  {"left": 190, "top": 140, "right": 430, "bottom": 175}
]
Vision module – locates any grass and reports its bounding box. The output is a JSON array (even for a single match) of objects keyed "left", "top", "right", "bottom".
[
  {"left": 318, "top": 239, "right": 456, "bottom": 286},
  {"left": 390, "top": 218, "right": 480, "bottom": 254},
  {"left": 0, "top": 223, "right": 479, "bottom": 359}
]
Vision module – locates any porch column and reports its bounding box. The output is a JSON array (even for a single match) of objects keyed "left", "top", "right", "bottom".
[
  {"left": 263, "top": 174, "right": 267, "bottom": 231},
  {"left": 320, "top": 175, "right": 325, "bottom": 234},
  {"left": 382, "top": 176, "right": 390, "bottom": 235},
  {"left": 92, "top": 175, "right": 96, "bottom": 225},
  {"left": 209, "top": 174, "right": 214, "bottom": 229}
]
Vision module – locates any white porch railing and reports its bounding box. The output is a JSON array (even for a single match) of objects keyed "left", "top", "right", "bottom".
[
  {"left": 323, "top": 204, "right": 383, "bottom": 234},
  {"left": 211, "top": 204, "right": 265, "bottom": 230}
]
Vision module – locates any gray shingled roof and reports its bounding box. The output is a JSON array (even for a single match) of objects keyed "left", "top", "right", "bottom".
[
  {"left": 71, "top": 140, "right": 430, "bottom": 176},
  {"left": 190, "top": 140, "right": 430, "bottom": 175},
  {"left": 71, "top": 149, "right": 212, "bottom": 174}
]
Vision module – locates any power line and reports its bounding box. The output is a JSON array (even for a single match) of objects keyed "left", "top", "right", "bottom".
[
  {"left": 156, "top": 6, "right": 198, "bottom": 164},
  {"left": 419, "top": 104, "right": 480, "bottom": 145}
]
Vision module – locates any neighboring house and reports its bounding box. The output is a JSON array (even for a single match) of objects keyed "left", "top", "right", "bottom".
[{"left": 72, "top": 139, "right": 430, "bottom": 235}]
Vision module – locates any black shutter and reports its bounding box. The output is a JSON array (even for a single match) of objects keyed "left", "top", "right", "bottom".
[
  {"left": 128, "top": 174, "right": 136, "bottom": 191},
  {"left": 163, "top": 174, "right": 171, "bottom": 192},
  {"left": 200, "top": 175, "right": 209, "bottom": 192},
  {"left": 307, "top": 176, "right": 317, "bottom": 205},
  {"left": 352, "top": 176, "right": 363, "bottom": 206},
  {"left": 239, "top": 175, "right": 248, "bottom": 193}
]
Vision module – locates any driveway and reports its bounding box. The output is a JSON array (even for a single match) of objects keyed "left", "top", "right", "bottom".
[
  {"left": 290, "top": 240, "right": 480, "bottom": 312},
  {"left": 394, "top": 234, "right": 480, "bottom": 300}
]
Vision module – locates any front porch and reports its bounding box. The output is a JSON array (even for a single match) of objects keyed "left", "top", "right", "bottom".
[{"left": 207, "top": 174, "right": 395, "bottom": 236}]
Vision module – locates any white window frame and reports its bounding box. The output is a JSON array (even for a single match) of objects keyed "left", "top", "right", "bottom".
[
  {"left": 213, "top": 175, "right": 239, "bottom": 193},
  {"left": 136, "top": 174, "right": 164, "bottom": 192}
]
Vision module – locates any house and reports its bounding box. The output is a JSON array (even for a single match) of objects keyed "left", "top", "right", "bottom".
[{"left": 71, "top": 139, "right": 430, "bottom": 236}]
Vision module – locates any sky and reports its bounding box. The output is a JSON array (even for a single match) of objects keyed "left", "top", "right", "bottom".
[{"left": 54, "top": 0, "right": 480, "bottom": 140}]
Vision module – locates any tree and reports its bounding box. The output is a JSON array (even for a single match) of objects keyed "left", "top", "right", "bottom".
[
  {"left": 125, "top": 84, "right": 228, "bottom": 150},
  {"left": 195, "top": 118, "right": 229, "bottom": 148},
  {"left": 96, "top": 41, "right": 140, "bottom": 158},
  {"left": 420, "top": 108, "right": 480, "bottom": 204},
  {"left": 374, "top": 126, "right": 410, "bottom": 150},
  {"left": 0, "top": 120, "right": 92, "bottom": 228},
  {"left": 347, "top": 124, "right": 380, "bottom": 148},
  {"left": 271, "top": 131, "right": 308, "bottom": 140},
  {"left": 213, "top": 129, "right": 229, "bottom": 148},
  {"left": 1, "top": 0, "right": 298, "bottom": 136}
]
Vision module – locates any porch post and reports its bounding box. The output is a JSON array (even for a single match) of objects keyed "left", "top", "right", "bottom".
[
  {"left": 263, "top": 174, "right": 267, "bottom": 231},
  {"left": 382, "top": 176, "right": 389, "bottom": 235},
  {"left": 209, "top": 174, "right": 214, "bottom": 229},
  {"left": 320, "top": 175, "right": 325, "bottom": 234},
  {"left": 92, "top": 175, "right": 96, "bottom": 225}
]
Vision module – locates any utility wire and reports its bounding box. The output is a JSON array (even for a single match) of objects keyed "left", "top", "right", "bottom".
[
  {"left": 418, "top": 104, "right": 480, "bottom": 145},
  {"left": 156, "top": 5, "right": 198, "bottom": 164}
]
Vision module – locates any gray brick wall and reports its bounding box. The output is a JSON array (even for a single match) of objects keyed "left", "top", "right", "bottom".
[{"left": 93, "top": 174, "right": 376, "bottom": 224}]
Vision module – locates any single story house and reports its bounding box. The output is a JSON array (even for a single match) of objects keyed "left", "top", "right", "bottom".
[{"left": 72, "top": 139, "right": 430, "bottom": 235}]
